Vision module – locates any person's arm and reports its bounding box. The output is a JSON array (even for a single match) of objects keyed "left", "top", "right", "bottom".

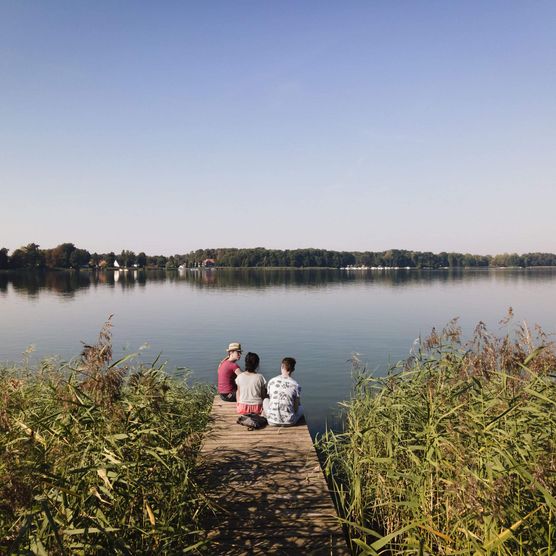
[
  {"left": 293, "top": 385, "right": 301, "bottom": 412},
  {"left": 235, "top": 375, "right": 241, "bottom": 402}
]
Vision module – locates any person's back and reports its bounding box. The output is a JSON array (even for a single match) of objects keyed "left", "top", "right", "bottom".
[
  {"left": 263, "top": 357, "right": 303, "bottom": 426},
  {"left": 217, "top": 342, "right": 242, "bottom": 402},
  {"left": 236, "top": 352, "right": 266, "bottom": 415}
]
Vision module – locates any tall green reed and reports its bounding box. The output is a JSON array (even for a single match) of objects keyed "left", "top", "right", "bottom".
[
  {"left": 0, "top": 318, "right": 213, "bottom": 554},
  {"left": 320, "top": 315, "right": 556, "bottom": 555}
]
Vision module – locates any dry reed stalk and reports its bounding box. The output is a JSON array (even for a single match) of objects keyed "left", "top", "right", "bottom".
[{"left": 320, "top": 314, "right": 556, "bottom": 555}]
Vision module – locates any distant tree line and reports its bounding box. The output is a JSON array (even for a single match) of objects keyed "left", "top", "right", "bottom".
[
  {"left": 2, "top": 244, "right": 556, "bottom": 270},
  {"left": 0, "top": 244, "right": 151, "bottom": 270},
  {"left": 178, "top": 248, "right": 556, "bottom": 268}
]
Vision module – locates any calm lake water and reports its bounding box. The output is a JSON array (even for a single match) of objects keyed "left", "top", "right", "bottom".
[{"left": 2, "top": 268, "right": 556, "bottom": 435}]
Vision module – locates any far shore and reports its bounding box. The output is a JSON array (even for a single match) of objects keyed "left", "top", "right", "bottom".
[{"left": 3, "top": 265, "right": 556, "bottom": 272}]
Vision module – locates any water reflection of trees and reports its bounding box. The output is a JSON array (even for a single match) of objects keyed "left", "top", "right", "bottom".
[
  {"left": 178, "top": 268, "right": 556, "bottom": 290},
  {"left": 1, "top": 268, "right": 556, "bottom": 299},
  {"left": 0, "top": 270, "right": 148, "bottom": 298}
]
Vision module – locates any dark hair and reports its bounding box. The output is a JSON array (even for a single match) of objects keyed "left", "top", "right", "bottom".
[
  {"left": 281, "top": 357, "right": 296, "bottom": 373},
  {"left": 244, "top": 352, "right": 260, "bottom": 372}
]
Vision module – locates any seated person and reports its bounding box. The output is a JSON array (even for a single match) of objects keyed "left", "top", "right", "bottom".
[
  {"left": 217, "top": 342, "right": 242, "bottom": 402},
  {"left": 263, "top": 357, "right": 303, "bottom": 426},
  {"left": 235, "top": 352, "right": 267, "bottom": 415}
]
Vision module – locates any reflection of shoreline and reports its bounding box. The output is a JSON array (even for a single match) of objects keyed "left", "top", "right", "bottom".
[{"left": 1, "top": 268, "right": 556, "bottom": 299}]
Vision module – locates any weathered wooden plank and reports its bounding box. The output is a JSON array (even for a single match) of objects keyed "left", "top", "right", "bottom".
[
  {"left": 207, "top": 531, "right": 347, "bottom": 556},
  {"left": 198, "top": 395, "right": 348, "bottom": 555}
]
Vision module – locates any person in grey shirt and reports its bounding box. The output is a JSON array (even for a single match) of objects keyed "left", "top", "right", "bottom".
[{"left": 235, "top": 352, "right": 266, "bottom": 415}]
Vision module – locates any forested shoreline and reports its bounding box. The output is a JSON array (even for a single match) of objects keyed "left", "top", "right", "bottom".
[{"left": 2, "top": 243, "right": 556, "bottom": 270}]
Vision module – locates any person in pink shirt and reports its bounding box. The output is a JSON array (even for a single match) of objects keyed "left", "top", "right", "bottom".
[{"left": 217, "top": 342, "right": 242, "bottom": 402}]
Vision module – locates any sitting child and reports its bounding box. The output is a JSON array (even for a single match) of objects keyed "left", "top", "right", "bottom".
[
  {"left": 263, "top": 357, "right": 303, "bottom": 426},
  {"left": 235, "top": 352, "right": 266, "bottom": 415}
]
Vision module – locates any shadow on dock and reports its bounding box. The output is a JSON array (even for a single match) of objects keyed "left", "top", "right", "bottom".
[{"left": 198, "top": 397, "right": 349, "bottom": 555}]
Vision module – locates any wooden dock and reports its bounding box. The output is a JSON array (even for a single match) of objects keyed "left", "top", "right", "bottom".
[{"left": 199, "top": 396, "right": 349, "bottom": 555}]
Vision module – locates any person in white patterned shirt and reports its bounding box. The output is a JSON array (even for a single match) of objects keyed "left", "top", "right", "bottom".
[{"left": 263, "top": 357, "right": 303, "bottom": 426}]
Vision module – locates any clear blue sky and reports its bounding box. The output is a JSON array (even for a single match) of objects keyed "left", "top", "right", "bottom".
[{"left": 1, "top": 1, "right": 555, "bottom": 255}]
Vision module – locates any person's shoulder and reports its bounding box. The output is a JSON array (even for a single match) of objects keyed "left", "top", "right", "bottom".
[{"left": 221, "top": 360, "right": 239, "bottom": 370}]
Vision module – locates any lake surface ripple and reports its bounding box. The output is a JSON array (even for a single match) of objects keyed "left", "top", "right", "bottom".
[{"left": 2, "top": 268, "right": 556, "bottom": 434}]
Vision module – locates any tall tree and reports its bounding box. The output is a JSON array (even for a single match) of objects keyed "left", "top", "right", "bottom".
[
  {"left": 9, "top": 243, "right": 44, "bottom": 268},
  {"left": 137, "top": 252, "right": 147, "bottom": 268},
  {"left": 105, "top": 252, "right": 116, "bottom": 267},
  {"left": 47, "top": 243, "right": 76, "bottom": 268},
  {"left": 69, "top": 249, "right": 91, "bottom": 268},
  {"left": 9, "top": 248, "right": 27, "bottom": 268},
  {"left": 119, "top": 250, "right": 136, "bottom": 267},
  {"left": 89, "top": 253, "right": 100, "bottom": 267},
  {"left": 0, "top": 248, "right": 9, "bottom": 269},
  {"left": 23, "top": 243, "right": 44, "bottom": 268}
]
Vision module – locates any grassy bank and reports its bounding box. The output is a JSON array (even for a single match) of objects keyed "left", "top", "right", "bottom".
[
  {"left": 0, "top": 319, "right": 213, "bottom": 554},
  {"left": 320, "top": 317, "right": 556, "bottom": 554}
]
